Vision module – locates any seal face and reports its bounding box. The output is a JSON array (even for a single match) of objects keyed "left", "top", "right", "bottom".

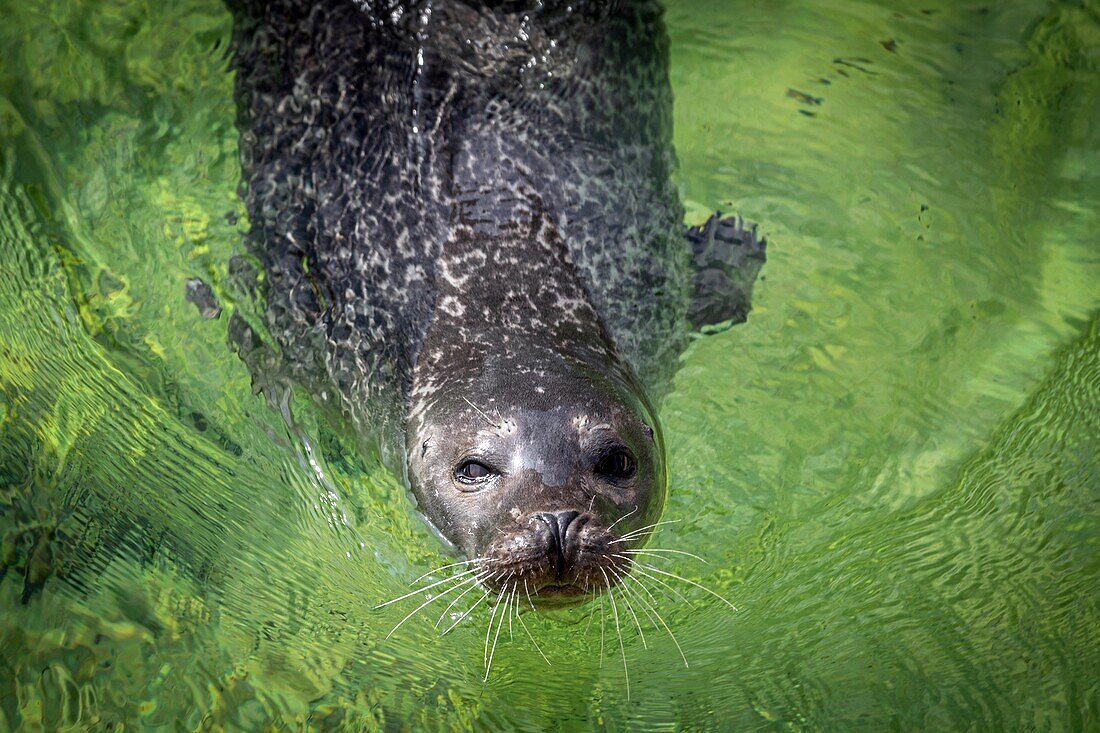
[
  {"left": 408, "top": 346, "right": 666, "bottom": 605},
  {"left": 402, "top": 192, "right": 667, "bottom": 603},
  {"left": 227, "top": 0, "right": 765, "bottom": 606},
  {"left": 412, "top": 398, "right": 660, "bottom": 605}
]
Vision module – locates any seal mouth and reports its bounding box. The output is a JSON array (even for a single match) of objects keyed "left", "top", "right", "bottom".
[
  {"left": 477, "top": 512, "right": 633, "bottom": 607},
  {"left": 532, "top": 582, "right": 587, "bottom": 602}
]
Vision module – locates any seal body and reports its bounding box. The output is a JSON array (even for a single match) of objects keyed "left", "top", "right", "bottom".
[{"left": 228, "top": 0, "right": 764, "bottom": 600}]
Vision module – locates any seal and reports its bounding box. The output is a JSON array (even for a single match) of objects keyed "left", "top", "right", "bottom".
[{"left": 226, "top": 0, "right": 765, "bottom": 606}]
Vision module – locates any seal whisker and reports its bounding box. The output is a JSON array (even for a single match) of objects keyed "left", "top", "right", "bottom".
[
  {"left": 375, "top": 568, "right": 481, "bottom": 609},
  {"left": 462, "top": 396, "right": 497, "bottom": 427},
  {"left": 507, "top": 583, "right": 516, "bottom": 642},
  {"left": 620, "top": 548, "right": 708, "bottom": 564},
  {"left": 621, "top": 572, "right": 689, "bottom": 668},
  {"left": 615, "top": 573, "right": 660, "bottom": 633},
  {"left": 484, "top": 582, "right": 511, "bottom": 681},
  {"left": 599, "top": 593, "right": 606, "bottom": 668},
  {"left": 436, "top": 570, "right": 499, "bottom": 628},
  {"left": 523, "top": 578, "right": 537, "bottom": 613},
  {"left": 609, "top": 566, "right": 646, "bottom": 650},
  {"left": 484, "top": 584, "right": 508, "bottom": 667},
  {"left": 409, "top": 557, "right": 486, "bottom": 586},
  {"left": 618, "top": 519, "right": 681, "bottom": 536},
  {"left": 603, "top": 573, "right": 630, "bottom": 700},
  {"left": 583, "top": 584, "right": 598, "bottom": 637},
  {"left": 385, "top": 574, "right": 481, "bottom": 639},
  {"left": 610, "top": 520, "right": 681, "bottom": 543},
  {"left": 625, "top": 563, "right": 691, "bottom": 605},
  {"left": 514, "top": 590, "right": 552, "bottom": 667},
  {"left": 636, "top": 563, "right": 738, "bottom": 611},
  {"left": 442, "top": 572, "right": 503, "bottom": 633},
  {"left": 606, "top": 505, "right": 638, "bottom": 532},
  {"left": 441, "top": 581, "right": 496, "bottom": 636}
]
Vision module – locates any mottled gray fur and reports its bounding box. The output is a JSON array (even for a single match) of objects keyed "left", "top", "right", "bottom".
[{"left": 227, "top": 0, "right": 763, "bottom": 489}]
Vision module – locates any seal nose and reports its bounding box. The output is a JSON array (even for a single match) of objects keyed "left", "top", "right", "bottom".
[
  {"left": 541, "top": 510, "right": 580, "bottom": 542},
  {"left": 536, "top": 510, "right": 582, "bottom": 578}
]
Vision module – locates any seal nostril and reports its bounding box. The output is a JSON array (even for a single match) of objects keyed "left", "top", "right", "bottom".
[
  {"left": 535, "top": 512, "right": 561, "bottom": 546},
  {"left": 536, "top": 510, "right": 583, "bottom": 579},
  {"left": 536, "top": 510, "right": 582, "bottom": 546},
  {"left": 555, "top": 510, "right": 581, "bottom": 541}
]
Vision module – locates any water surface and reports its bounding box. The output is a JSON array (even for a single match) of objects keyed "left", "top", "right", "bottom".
[{"left": 0, "top": 0, "right": 1097, "bottom": 729}]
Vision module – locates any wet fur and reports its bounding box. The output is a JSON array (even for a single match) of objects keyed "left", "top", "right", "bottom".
[{"left": 227, "top": 0, "right": 693, "bottom": 469}]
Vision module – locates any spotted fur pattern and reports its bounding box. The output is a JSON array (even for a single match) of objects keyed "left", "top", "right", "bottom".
[{"left": 228, "top": 0, "right": 693, "bottom": 466}]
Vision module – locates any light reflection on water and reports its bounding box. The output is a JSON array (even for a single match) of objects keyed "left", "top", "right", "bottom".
[{"left": 1, "top": 0, "right": 1097, "bottom": 729}]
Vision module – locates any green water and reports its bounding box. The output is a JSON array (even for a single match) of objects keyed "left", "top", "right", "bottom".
[{"left": 1, "top": 0, "right": 1098, "bottom": 729}]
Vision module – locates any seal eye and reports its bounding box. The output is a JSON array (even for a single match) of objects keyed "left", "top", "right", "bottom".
[
  {"left": 595, "top": 449, "right": 635, "bottom": 480},
  {"left": 455, "top": 460, "right": 494, "bottom": 486}
]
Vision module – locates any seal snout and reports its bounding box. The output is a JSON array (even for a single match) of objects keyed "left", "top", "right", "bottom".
[
  {"left": 535, "top": 510, "right": 583, "bottom": 579},
  {"left": 481, "top": 510, "right": 629, "bottom": 606}
]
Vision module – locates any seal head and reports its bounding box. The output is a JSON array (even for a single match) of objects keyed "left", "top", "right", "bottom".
[
  {"left": 408, "top": 362, "right": 664, "bottom": 606},
  {"left": 405, "top": 195, "right": 665, "bottom": 606}
]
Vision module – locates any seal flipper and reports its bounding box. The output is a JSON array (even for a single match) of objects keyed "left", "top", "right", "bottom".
[{"left": 686, "top": 213, "right": 767, "bottom": 332}]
